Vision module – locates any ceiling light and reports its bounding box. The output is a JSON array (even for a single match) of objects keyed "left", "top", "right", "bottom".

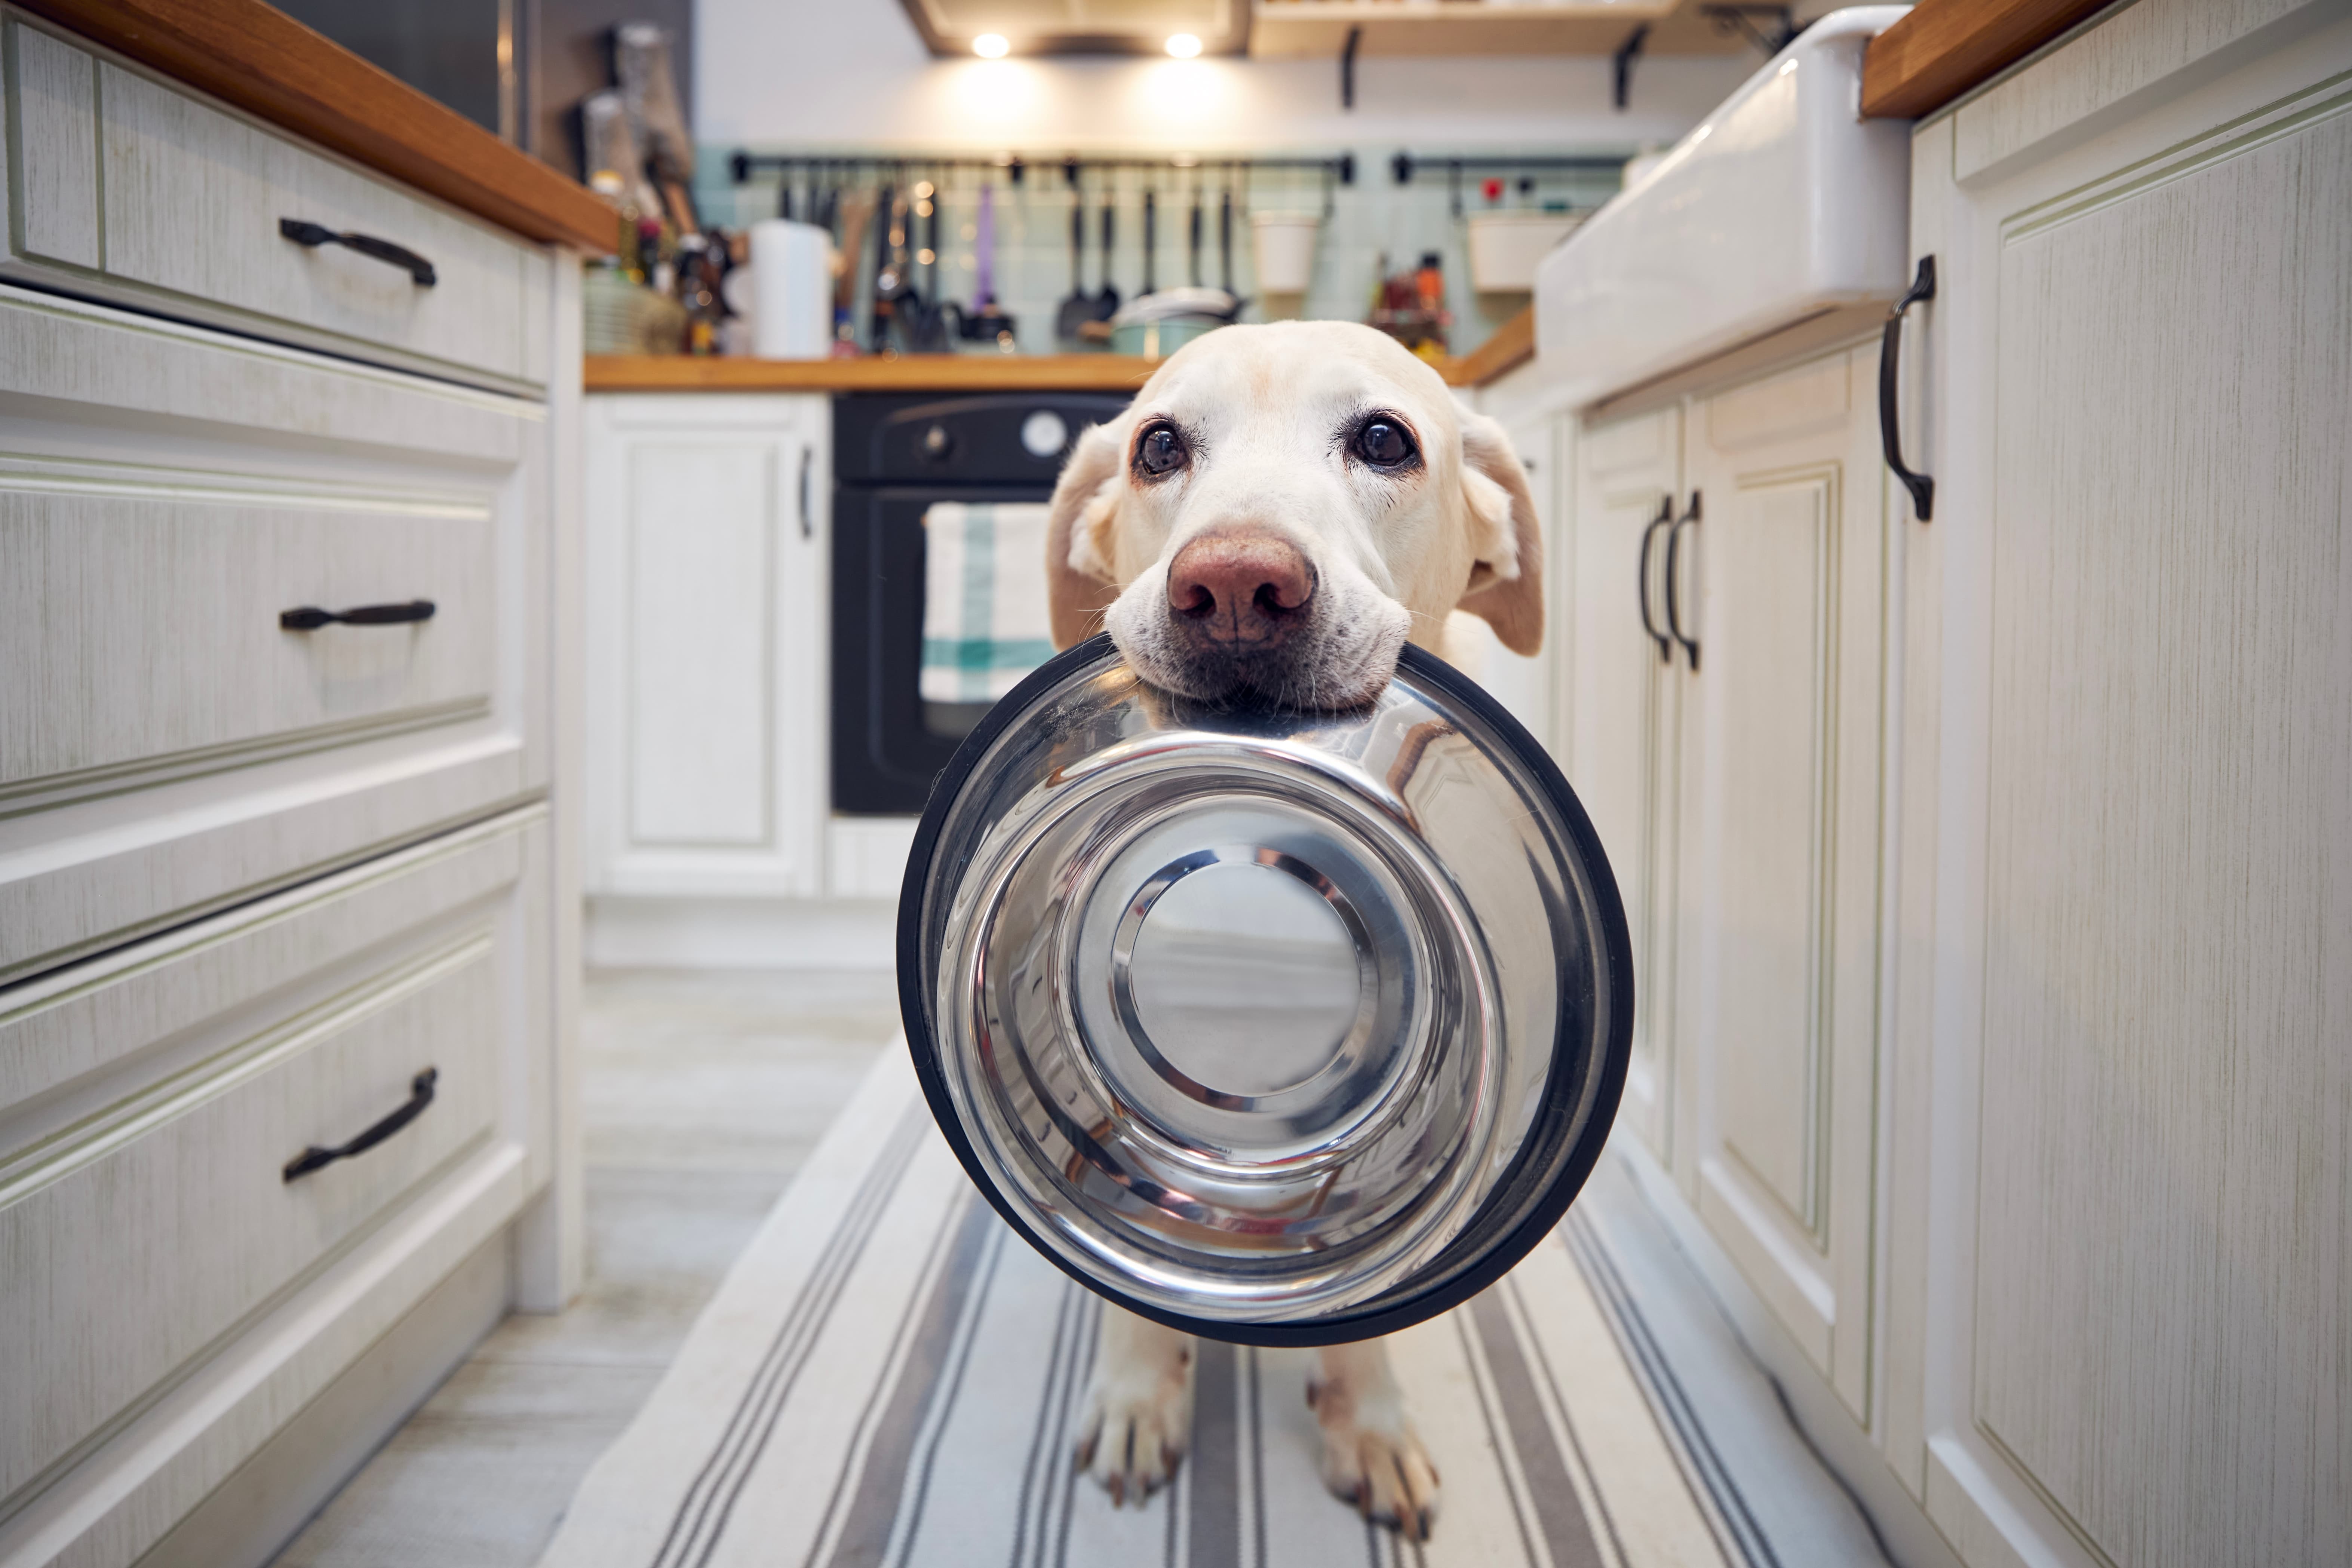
[
  {"left": 973, "top": 33, "right": 1009, "bottom": 58},
  {"left": 1165, "top": 33, "right": 1201, "bottom": 58}
]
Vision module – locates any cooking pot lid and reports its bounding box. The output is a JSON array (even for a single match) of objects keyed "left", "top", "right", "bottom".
[{"left": 897, "top": 636, "right": 1631, "bottom": 1344}]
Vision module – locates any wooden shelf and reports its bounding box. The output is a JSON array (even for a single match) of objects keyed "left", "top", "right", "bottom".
[
  {"left": 1247, "top": 0, "right": 1741, "bottom": 59},
  {"left": 18, "top": 0, "right": 615, "bottom": 252}
]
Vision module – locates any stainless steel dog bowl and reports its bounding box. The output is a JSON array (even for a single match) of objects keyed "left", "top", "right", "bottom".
[{"left": 897, "top": 635, "right": 1631, "bottom": 1344}]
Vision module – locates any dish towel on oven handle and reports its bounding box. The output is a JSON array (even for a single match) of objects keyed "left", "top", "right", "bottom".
[{"left": 921, "top": 501, "right": 1060, "bottom": 704}]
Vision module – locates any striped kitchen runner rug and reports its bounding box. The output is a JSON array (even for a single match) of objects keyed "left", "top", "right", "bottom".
[{"left": 537, "top": 1049, "right": 1732, "bottom": 1568}]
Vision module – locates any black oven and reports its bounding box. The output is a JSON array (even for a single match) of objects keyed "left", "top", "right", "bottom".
[{"left": 831, "top": 390, "right": 1131, "bottom": 815}]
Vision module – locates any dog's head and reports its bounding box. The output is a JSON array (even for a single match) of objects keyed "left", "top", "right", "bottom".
[{"left": 1043, "top": 320, "right": 1541, "bottom": 709}]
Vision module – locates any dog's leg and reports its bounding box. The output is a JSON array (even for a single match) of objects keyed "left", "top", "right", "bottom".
[
  {"left": 1309, "top": 1338, "right": 1440, "bottom": 1541},
  {"left": 1074, "top": 1306, "right": 1194, "bottom": 1505}
]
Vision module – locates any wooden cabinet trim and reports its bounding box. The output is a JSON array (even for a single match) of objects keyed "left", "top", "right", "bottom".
[{"left": 1860, "top": 0, "right": 2121, "bottom": 120}]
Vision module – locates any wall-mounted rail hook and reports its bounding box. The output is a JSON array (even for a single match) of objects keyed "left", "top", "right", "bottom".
[{"left": 1613, "top": 24, "right": 1649, "bottom": 111}]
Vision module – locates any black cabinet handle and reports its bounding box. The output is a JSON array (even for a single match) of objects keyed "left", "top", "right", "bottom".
[
  {"left": 284, "top": 1068, "right": 437, "bottom": 1181},
  {"left": 1880, "top": 255, "right": 1935, "bottom": 521},
  {"left": 1636, "top": 495, "right": 1674, "bottom": 664},
  {"left": 280, "top": 218, "right": 438, "bottom": 287},
  {"left": 797, "top": 445, "right": 814, "bottom": 540},
  {"left": 1664, "top": 490, "right": 1701, "bottom": 673},
  {"left": 280, "top": 600, "right": 436, "bottom": 630}
]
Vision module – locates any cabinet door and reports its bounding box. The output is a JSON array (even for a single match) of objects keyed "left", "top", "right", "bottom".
[
  {"left": 1902, "top": 3, "right": 2351, "bottom": 1564},
  {"left": 1682, "top": 344, "right": 1886, "bottom": 1419},
  {"left": 1568, "top": 406, "right": 1684, "bottom": 1163},
  {"left": 583, "top": 395, "right": 830, "bottom": 898}
]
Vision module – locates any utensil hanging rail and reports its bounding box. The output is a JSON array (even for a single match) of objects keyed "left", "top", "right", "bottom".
[
  {"left": 1386, "top": 152, "right": 1632, "bottom": 216},
  {"left": 729, "top": 153, "right": 1358, "bottom": 185}
]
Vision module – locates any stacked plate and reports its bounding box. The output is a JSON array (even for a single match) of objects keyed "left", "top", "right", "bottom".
[{"left": 898, "top": 636, "right": 1631, "bottom": 1344}]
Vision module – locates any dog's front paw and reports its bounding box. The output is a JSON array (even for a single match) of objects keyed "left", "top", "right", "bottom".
[
  {"left": 1308, "top": 1372, "right": 1441, "bottom": 1541},
  {"left": 1073, "top": 1340, "right": 1193, "bottom": 1506}
]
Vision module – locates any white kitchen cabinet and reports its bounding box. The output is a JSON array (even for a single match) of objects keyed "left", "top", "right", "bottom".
[
  {"left": 1680, "top": 343, "right": 1890, "bottom": 1421},
  {"left": 0, "top": 11, "right": 583, "bottom": 1566},
  {"left": 583, "top": 394, "right": 830, "bottom": 902},
  {"left": 1560, "top": 342, "right": 1892, "bottom": 1422},
  {"left": 1892, "top": 1, "right": 2351, "bottom": 1564},
  {"left": 1529, "top": 333, "right": 1910, "bottom": 1565},
  {"left": 1565, "top": 403, "right": 1687, "bottom": 1165}
]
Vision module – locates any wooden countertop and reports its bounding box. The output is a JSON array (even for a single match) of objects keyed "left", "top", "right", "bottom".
[
  {"left": 19, "top": 0, "right": 615, "bottom": 252},
  {"left": 587, "top": 306, "right": 1539, "bottom": 394},
  {"left": 1861, "top": 0, "right": 2117, "bottom": 120}
]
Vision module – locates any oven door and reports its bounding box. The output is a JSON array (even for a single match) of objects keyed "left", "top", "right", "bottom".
[{"left": 831, "top": 482, "right": 1055, "bottom": 814}]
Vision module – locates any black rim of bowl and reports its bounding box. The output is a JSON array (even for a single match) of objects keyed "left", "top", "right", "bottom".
[{"left": 896, "top": 633, "right": 1635, "bottom": 1347}]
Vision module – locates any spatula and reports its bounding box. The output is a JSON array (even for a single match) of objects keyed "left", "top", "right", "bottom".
[
  {"left": 1054, "top": 169, "right": 1090, "bottom": 345},
  {"left": 1189, "top": 176, "right": 1204, "bottom": 288},
  {"left": 1141, "top": 181, "right": 1158, "bottom": 298},
  {"left": 1086, "top": 189, "right": 1120, "bottom": 327}
]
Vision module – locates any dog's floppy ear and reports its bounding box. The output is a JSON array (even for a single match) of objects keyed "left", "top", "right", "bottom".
[
  {"left": 1045, "top": 420, "right": 1127, "bottom": 649},
  {"left": 1455, "top": 412, "right": 1544, "bottom": 656}
]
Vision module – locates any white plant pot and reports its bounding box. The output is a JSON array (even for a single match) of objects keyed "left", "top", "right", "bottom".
[
  {"left": 1249, "top": 212, "right": 1322, "bottom": 295},
  {"left": 1465, "top": 211, "right": 1584, "bottom": 293}
]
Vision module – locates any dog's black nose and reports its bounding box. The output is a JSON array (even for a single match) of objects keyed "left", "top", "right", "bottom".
[{"left": 1166, "top": 532, "right": 1314, "bottom": 654}]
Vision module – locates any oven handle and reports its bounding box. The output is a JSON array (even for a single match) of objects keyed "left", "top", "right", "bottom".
[{"left": 797, "top": 445, "right": 813, "bottom": 540}]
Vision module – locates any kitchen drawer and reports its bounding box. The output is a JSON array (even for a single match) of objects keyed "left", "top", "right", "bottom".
[
  {"left": 0, "top": 14, "right": 546, "bottom": 391},
  {"left": 0, "top": 465, "right": 495, "bottom": 799},
  {"left": 0, "top": 283, "right": 547, "bottom": 985},
  {"left": 0, "top": 808, "right": 540, "bottom": 1515}
]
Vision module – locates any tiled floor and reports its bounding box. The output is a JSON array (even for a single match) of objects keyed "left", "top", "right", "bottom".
[{"left": 268, "top": 969, "right": 900, "bottom": 1568}]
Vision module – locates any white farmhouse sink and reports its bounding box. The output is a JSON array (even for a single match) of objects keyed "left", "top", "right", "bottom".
[{"left": 1534, "top": 6, "right": 1913, "bottom": 406}]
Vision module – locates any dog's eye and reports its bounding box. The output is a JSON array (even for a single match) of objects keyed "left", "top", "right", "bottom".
[
  {"left": 1351, "top": 418, "right": 1418, "bottom": 469},
  {"left": 1135, "top": 422, "right": 1189, "bottom": 478}
]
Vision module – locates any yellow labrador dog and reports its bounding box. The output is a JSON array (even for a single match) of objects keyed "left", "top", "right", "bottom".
[{"left": 1040, "top": 320, "right": 1543, "bottom": 1541}]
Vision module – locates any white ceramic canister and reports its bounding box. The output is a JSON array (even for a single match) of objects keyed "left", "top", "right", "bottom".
[{"left": 747, "top": 218, "right": 834, "bottom": 359}]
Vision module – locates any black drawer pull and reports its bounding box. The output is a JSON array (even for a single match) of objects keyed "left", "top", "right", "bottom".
[
  {"left": 1664, "top": 490, "right": 1701, "bottom": 673},
  {"left": 1880, "top": 255, "right": 1935, "bottom": 521},
  {"left": 1636, "top": 494, "right": 1674, "bottom": 664},
  {"left": 280, "top": 600, "right": 436, "bottom": 630},
  {"left": 284, "top": 1068, "right": 437, "bottom": 1182},
  {"left": 279, "top": 218, "right": 438, "bottom": 287}
]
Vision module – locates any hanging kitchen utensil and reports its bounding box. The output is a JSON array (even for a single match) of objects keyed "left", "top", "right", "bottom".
[
  {"left": 1141, "top": 179, "right": 1158, "bottom": 297},
  {"left": 961, "top": 181, "right": 1016, "bottom": 346},
  {"left": 1055, "top": 165, "right": 1091, "bottom": 346},
  {"left": 867, "top": 178, "right": 903, "bottom": 352},
  {"left": 900, "top": 636, "right": 1634, "bottom": 1345},
  {"left": 1219, "top": 178, "right": 1235, "bottom": 296},
  {"left": 923, "top": 169, "right": 942, "bottom": 301},
  {"left": 1188, "top": 172, "right": 1205, "bottom": 288},
  {"left": 1088, "top": 184, "right": 1121, "bottom": 326},
  {"left": 974, "top": 182, "right": 995, "bottom": 311},
  {"left": 900, "top": 172, "right": 957, "bottom": 354},
  {"left": 833, "top": 186, "right": 875, "bottom": 345}
]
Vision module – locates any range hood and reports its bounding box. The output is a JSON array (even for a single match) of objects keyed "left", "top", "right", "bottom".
[{"left": 899, "top": 0, "right": 1249, "bottom": 56}]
